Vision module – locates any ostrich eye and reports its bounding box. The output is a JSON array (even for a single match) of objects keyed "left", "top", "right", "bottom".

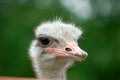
[
  {"left": 37, "top": 35, "right": 52, "bottom": 47},
  {"left": 38, "top": 37, "right": 50, "bottom": 45}
]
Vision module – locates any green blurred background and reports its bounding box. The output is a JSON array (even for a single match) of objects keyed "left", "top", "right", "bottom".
[{"left": 0, "top": 0, "right": 120, "bottom": 80}]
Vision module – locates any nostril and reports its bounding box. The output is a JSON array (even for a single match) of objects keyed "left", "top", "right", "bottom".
[{"left": 65, "top": 48, "right": 72, "bottom": 51}]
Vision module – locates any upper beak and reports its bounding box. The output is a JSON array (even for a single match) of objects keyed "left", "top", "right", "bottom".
[
  {"left": 45, "top": 42, "right": 88, "bottom": 61},
  {"left": 64, "top": 42, "right": 88, "bottom": 60}
]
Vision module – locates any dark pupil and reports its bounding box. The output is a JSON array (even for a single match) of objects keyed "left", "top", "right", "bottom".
[{"left": 38, "top": 37, "right": 50, "bottom": 45}]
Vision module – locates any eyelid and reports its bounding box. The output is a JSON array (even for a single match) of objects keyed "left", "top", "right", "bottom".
[
  {"left": 36, "top": 34, "right": 60, "bottom": 48},
  {"left": 36, "top": 34, "right": 52, "bottom": 47},
  {"left": 37, "top": 34, "right": 48, "bottom": 39}
]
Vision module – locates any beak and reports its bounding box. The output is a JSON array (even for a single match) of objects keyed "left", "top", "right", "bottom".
[
  {"left": 64, "top": 41, "right": 88, "bottom": 60},
  {"left": 45, "top": 42, "right": 88, "bottom": 61}
]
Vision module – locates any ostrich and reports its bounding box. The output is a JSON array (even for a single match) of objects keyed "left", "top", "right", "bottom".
[{"left": 29, "top": 20, "right": 88, "bottom": 80}]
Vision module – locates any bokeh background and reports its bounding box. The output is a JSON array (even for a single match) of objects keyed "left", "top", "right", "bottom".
[{"left": 0, "top": 0, "right": 120, "bottom": 80}]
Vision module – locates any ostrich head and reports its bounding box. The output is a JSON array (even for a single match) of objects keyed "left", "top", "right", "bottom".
[{"left": 29, "top": 20, "right": 88, "bottom": 80}]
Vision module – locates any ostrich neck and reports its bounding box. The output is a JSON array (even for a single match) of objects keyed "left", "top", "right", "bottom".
[
  {"left": 34, "top": 57, "right": 72, "bottom": 80},
  {"left": 37, "top": 67, "right": 67, "bottom": 80}
]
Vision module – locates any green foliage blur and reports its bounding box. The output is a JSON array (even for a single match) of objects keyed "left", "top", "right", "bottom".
[{"left": 0, "top": 0, "right": 120, "bottom": 80}]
